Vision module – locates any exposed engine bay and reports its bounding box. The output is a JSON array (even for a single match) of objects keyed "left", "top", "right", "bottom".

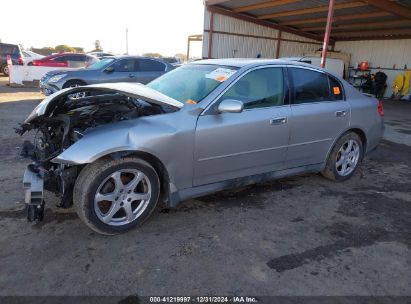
[{"left": 17, "top": 87, "right": 173, "bottom": 220}]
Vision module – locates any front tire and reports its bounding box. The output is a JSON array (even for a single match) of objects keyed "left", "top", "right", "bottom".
[
  {"left": 63, "top": 80, "right": 87, "bottom": 99},
  {"left": 322, "top": 132, "right": 363, "bottom": 181},
  {"left": 73, "top": 157, "right": 160, "bottom": 235}
]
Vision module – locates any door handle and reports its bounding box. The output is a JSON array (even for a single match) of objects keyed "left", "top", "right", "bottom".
[
  {"left": 128, "top": 74, "right": 135, "bottom": 78},
  {"left": 270, "top": 117, "right": 287, "bottom": 125},
  {"left": 335, "top": 110, "right": 347, "bottom": 117}
]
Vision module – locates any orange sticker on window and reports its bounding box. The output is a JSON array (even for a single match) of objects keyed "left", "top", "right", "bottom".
[
  {"left": 333, "top": 86, "right": 341, "bottom": 95},
  {"left": 186, "top": 99, "right": 198, "bottom": 104}
]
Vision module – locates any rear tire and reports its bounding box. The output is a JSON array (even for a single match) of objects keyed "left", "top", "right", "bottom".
[
  {"left": 73, "top": 157, "right": 160, "bottom": 235},
  {"left": 1, "top": 64, "right": 9, "bottom": 76},
  {"left": 322, "top": 132, "right": 363, "bottom": 181}
]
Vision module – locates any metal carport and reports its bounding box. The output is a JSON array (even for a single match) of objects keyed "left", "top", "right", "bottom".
[{"left": 202, "top": 0, "right": 411, "bottom": 96}]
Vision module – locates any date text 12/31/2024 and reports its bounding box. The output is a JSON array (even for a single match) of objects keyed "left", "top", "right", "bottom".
[{"left": 149, "top": 296, "right": 258, "bottom": 303}]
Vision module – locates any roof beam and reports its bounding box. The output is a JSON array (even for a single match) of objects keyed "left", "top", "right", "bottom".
[
  {"left": 302, "top": 19, "right": 411, "bottom": 32},
  {"left": 233, "top": 0, "right": 302, "bottom": 13},
  {"left": 206, "top": 5, "right": 329, "bottom": 43},
  {"left": 258, "top": 1, "right": 367, "bottom": 19},
  {"left": 205, "top": 0, "right": 231, "bottom": 5},
  {"left": 336, "top": 34, "right": 411, "bottom": 41},
  {"left": 279, "top": 11, "right": 391, "bottom": 26},
  {"left": 362, "top": 0, "right": 411, "bottom": 20},
  {"left": 332, "top": 28, "right": 411, "bottom": 38}
]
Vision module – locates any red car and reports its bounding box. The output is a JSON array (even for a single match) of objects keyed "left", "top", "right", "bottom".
[{"left": 32, "top": 53, "right": 98, "bottom": 68}]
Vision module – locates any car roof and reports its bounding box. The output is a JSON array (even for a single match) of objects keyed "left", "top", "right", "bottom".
[
  {"left": 110, "top": 55, "right": 167, "bottom": 61},
  {"left": 192, "top": 58, "right": 324, "bottom": 71}
]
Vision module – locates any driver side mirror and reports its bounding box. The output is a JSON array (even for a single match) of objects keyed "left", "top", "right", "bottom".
[
  {"left": 218, "top": 99, "right": 244, "bottom": 114},
  {"left": 104, "top": 66, "right": 114, "bottom": 73}
]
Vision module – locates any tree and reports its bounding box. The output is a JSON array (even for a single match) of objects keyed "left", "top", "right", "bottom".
[
  {"left": 142, "top": 53, "right": 163, "bottom": 58},
  {"left": 175, "top": 53, "right": 187, "bottom": 63},
  {"left": 93, "top": 40, "right": 103, "bottom": 52},
  {"left": 31, "top": 47, "right": 55, "bottom": 56},
  {"left": 73, "top": 47, "right": 85, "bottom": 53},
  {"left": 55, "top": 44, "right": 75, "bottom": 53}
]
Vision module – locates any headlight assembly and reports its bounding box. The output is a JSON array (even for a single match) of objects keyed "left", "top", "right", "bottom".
[{"left": 48, "top": 74, "right": 67, "bottom": 83}]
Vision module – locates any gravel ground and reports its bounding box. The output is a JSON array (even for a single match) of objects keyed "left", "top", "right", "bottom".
[{"left": 0, "top": 76, "right": 410, "bottom": 297}]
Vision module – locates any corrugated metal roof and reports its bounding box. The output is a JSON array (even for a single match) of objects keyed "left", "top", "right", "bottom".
[{"left": 206, "top": 0, "right": 411, "bottom": 41}]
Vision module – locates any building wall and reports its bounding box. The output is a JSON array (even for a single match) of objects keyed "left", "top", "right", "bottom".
[
  {"left": 335, "top": 39, "right": 411, "bottom": 97},
  {"left": 335, "top": 39, "right": 411, "bottom": 69},
  {"left": 202, "top": 8, "right": 322, "bottom": 59}
]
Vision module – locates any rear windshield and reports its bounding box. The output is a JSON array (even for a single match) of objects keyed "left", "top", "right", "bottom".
[
  {"left": 147, "top": 64, "right": 239, "bottom": 104},
  {"left": 0, "top": 44, "right": 20, "bottom": 55}
]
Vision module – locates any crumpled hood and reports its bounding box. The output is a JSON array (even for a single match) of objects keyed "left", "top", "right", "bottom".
[{"left": 25, "top": 82, "right": 184, "bottom": 123}]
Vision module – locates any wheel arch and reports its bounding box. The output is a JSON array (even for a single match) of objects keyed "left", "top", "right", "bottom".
[
  {"left": 63, "top": 79, "right": 88, "bottom": 88},
  {"left": 323, "top": 127, "right": 368, "bottom": 170},
  {"left": 101, "top": 150, "right": 173, "bottom": 206},
  {"left": 349, "top": 127, "right": 367, "bottom": 150}
]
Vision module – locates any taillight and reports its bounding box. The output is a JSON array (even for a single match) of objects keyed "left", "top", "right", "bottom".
[
  {"left": 378, "top": 100, "right": 384, "bottom": 117},
  {"left": 18, "top": 56, "right": 24, "bottom": 65}
]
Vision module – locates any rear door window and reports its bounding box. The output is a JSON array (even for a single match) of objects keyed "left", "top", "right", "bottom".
[
  {"left": 1, "top": 44, "right": 19, "bottom": 55},
  {"left": 53, "top": 56, "right": 69, "bottom": 62},
  {"left": 329, "top": 75, "right": 343, "bottom": 101},
  {"left": 289, "top": 67, "right": 330, "bottom": 104},
  {"left": 114, "top": 59, "right": 135, "bottom": 72},
  {"left": 67, "top": 55, "right": 86, "bottom": 62},
  {"left": 137, "top": 59, "right": 166, "bottom": 72}
]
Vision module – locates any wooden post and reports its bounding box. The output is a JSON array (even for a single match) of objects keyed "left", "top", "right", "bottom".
[
  {"left": 187, "top": 37, "right": 191, "bottom": 62},
  {"left": 276, "top": 31, "right": 282, "bottom": 58}
]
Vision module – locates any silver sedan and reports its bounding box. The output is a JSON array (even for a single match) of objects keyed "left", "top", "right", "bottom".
[{"left": 19, "top": 59, "right": 384, "bottom": 234}]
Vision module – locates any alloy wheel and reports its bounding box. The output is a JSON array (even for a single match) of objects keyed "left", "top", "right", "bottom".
[
  {"left": 94, "top": 169, "right": 152, "bottom": 226},
  {"left": 335, "top": 139, "right": 360, "bottom": 176}
]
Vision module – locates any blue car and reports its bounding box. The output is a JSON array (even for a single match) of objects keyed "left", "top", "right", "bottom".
[{"left": 39, "top": 56, "right": 175, "bottom": 95}]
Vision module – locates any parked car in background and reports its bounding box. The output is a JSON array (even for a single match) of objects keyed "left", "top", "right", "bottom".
[
  {"left": 162, "top": 57, "right": 182, "bottom": 66},
  {"left": 0, "top": 43, "right": 24, "bottom": 76},
  {"left": 20, "top": 59, "right": 384, "bottom": 234},
  {"left": 32, "top": 53, "right": 98, "bottom": 68},
  {"left": 281, "top": 56, "right": 345, "bottom": 78},
  {"left": 22, "top": 50, "right": 44, "bottom": 65},
  {"left": 39, "top": 56, "right": 174, "bottom": 95},
  {"left": 88, "top": 51, "right": 115, "bottom": 59}
]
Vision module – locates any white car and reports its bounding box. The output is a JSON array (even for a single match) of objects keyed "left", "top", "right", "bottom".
[
  {"left": 281, "top": 56, "right": 345, "bottom": 78},
  {"left": 22, "top": 50, "right": 44, "bottom": 65}
]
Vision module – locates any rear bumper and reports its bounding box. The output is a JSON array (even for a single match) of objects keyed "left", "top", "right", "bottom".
[
  {"left": 23, "top": 167, "right": 44, "bottom": 205},
  {"left": 366, "top": 120, "right": 385, "bottom": 154}
]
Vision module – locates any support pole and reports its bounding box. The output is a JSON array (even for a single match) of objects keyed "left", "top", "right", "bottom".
[
  {"left": 208, "top": 12, "right": 214, "bottom": 59},
  {"left": 187, "top": 37, "right": 191, "bottom": 62},
  {"left": 275, "top": 31, "right": 282, "bottom": 59},
  {"left": 320, "top": 0, "right": 335, "bottom": 68},
  {"left": 126, "top": 27, "right": 129, "bottom": 55}
]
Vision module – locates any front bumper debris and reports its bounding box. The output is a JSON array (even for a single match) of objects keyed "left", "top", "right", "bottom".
[
  {"left": 39, "top": 81, "right": 59, "bottom": 96},
  {"left": 23, "top": 166, "right": 45, "bottom": 221}
]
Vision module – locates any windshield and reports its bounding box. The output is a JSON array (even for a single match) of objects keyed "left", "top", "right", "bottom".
[
  {"left": 147, "top": 64, "right": 238, "bottom": 104},
  {"left": 87, "top": 58, "right": 115, "bottom": 70}
]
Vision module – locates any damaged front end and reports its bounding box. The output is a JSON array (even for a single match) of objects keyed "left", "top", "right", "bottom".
[{"left": 17, "top": 83, "right": 182, "bottom": 221}]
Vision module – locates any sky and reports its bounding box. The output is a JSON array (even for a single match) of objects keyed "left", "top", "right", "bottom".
[{"left": 1, "top": 0, "right": 205, "bottom": 57}]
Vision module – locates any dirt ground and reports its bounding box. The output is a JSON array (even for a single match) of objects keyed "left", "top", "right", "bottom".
[{"left": 0, "top": 76, "right": 410, "bottom": 297}]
